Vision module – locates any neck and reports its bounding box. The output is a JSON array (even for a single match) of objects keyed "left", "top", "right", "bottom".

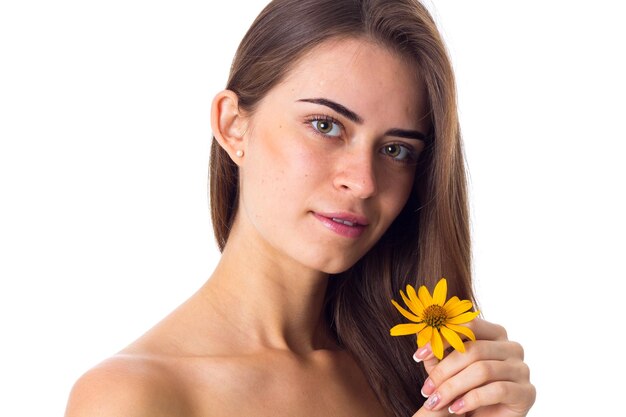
[{"left": 200, "top": 217, "right": 339, "bottom": 355}]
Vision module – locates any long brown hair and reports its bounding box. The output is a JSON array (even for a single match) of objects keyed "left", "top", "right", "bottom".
[{"left": 209, "top": 1, "right": 473, "bottom": 415}]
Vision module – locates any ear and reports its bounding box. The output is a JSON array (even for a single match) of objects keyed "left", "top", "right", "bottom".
[{"left": 211, "top": 90, "right": 249, "bottom": 166}]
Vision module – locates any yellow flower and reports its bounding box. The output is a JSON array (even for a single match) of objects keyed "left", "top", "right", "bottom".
[{"left": 390, "top": 278, "right": 479, "bottom": 360}]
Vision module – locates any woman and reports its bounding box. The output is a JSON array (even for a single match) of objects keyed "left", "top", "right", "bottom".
[{"left": 66, "top": 0, "right": 535, "bottom": 416}]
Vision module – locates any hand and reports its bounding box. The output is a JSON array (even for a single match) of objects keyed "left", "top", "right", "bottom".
[{"left": 411, "top": 318, "right": 535, "bottom": 417}]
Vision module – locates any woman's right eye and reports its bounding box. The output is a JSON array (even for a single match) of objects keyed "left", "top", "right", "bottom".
[{"left": 310, "top": 118, "right": 342, "bottom": 137}]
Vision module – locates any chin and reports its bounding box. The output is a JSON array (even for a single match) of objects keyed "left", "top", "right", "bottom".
[
  {"left": 309, "top": 253, "right": 362, "bottom": 275},
  {"left": 289, "top": 235, "right": 374, "bottom": 275},
  {"left": 320, "top": 265, "right": 351, "bottom": 275}
]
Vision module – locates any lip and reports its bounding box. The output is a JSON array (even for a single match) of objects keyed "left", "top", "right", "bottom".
[{"left": 313, "top": 211, "right": 369, "bottom": 239}]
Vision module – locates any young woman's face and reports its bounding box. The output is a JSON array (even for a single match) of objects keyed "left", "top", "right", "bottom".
[{"left": 237, "top": 37, "right": 430, "bottom": 274}]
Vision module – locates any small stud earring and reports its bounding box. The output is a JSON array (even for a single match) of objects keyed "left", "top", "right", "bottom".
[{"left": 236, "top": 149, "right": 244, "bottom": 158}]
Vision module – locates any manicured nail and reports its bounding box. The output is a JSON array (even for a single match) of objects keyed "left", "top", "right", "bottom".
[
  {"left": 424, "top": 392, "right": 440, "bottom": 410},
  {"left": 412, "top": 352, "right": 422, "bottom": 363},
  {"left": 421, "top": 378, "right": 435, "bottom": 397},
  {"left": 414, "top": 346, "right": 431, "bottom": 362},
  {"left": 448, "top": 399, "right": 464, "bottom": 414}
]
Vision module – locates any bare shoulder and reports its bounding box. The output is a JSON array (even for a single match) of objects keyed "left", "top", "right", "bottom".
[
  {"left": 64, "top": 290, "right": 235, "bottom": 417},
  {"left": 65, "top": 354, "right": 192, "bottom": 417}
]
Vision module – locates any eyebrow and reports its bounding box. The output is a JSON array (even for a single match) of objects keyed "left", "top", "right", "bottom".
[
  {"left": 298, "top": 98, "right": 363, "bottom": 123},
  {"left": 297, "top": 97, "right": 428, "bottom": 141}
]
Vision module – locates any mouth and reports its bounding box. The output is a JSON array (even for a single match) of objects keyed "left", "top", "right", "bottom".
[
  {"left": 331, "top": 217, "right": 359, "bottom": 227},
  {"left": 313, "top": 212, "right": 369, "bottom": 239}
]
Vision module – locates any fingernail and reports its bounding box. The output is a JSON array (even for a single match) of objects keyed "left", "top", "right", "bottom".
[
  {"left": 421, "top": 378, "right": 435, "bottom": 397},
  {"left": 413, "top": 346, "right": 431, "bottom": 362},
  {"left": 448, "top": 399, "right": 464, "bottom": 414},
  {"left": 424, "top": 392, "right": 440, "bottom": 410}
]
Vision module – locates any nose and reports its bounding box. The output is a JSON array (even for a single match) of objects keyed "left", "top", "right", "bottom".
[{"left": 332, "top": 149, "right": 378, "bottom": 199}]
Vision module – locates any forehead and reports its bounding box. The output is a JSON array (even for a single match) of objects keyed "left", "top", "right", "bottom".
[{"left": 268, "top": 36, "right": 428, "bottom": 129}]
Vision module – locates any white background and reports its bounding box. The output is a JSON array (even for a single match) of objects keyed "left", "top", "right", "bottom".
[{"left": 1, "top": 1, "right": 624, "bottom": 415}]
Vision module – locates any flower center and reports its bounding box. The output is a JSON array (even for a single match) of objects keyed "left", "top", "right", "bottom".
[{"left": 423, "top": 305, "right": 447, "bottom": 329}]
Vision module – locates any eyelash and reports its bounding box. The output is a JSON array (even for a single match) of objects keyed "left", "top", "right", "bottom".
[
  {"left": 382, "top": 143, "right": 419, "bottom": 165},
  {"left": 303, "top": 114, "right": 419, "bottom": 165},
  {"left": 304, "top": 114, "right": 344, "bottom": 137}
]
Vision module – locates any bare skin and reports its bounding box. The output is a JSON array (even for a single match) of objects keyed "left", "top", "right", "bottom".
[
  {"left": 64, "top": 283, "right": 387, "bottom": 417},
  {"left": 65, "top": 36, "right": 535, "bottom": 417},
  {"left": 65, "top": 37, "right": 426, "bottom": 417}
]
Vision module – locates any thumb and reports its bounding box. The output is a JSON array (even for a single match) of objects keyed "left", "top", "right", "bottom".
[{"left": 413, "top": 343, "right": 439, "bottom": 376}]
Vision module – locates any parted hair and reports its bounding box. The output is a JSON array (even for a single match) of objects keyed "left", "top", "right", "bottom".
[{"left": 209, "top": 1, "right": 474, "bottom": 415}]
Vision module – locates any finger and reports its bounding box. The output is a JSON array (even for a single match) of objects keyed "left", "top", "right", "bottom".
[
  {"left": 414, "top": 343, "right": 445, "bottom": 380},
  {"left": 415, "top": 318, "right": 502, "bottom": 373},
  {"left": 410, "top": 404, "right": 459, "bottom": 417},
  {"left": 429, "top": 340, "right": 525, "bottom": 384},
  {"left": 447, "top": 381, "right": 536, "bottom": 415},
  {"left": 420, "top": 340, "right": 525, "bottom": 397},
  {"left": 415, "top": 341, "right": 460, "bottom": 380},
  {"left": 422, "top": 359, "right": 531, "bottom": 412},
  {"left": 417, "top": 318, "right": 510, "bottom": 366},
  {"left": 465, "top": 318, "right": 508, "bottom": 341}
]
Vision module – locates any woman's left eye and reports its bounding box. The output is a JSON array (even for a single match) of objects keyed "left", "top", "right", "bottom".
[
  {"left": 311, "top": 119, "right": 341, "bottom": 137},
  {"left": 382, "top": 144, "right": 416, "bottom": 163}
]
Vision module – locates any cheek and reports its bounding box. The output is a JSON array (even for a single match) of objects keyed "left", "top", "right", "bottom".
[{"left": 245, "top": 126, "right": 322, "bottom": 205}]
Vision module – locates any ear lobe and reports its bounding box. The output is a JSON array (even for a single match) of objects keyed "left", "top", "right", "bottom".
[{"left": 211, "top": 90, "right": 248, "bottom": 165}]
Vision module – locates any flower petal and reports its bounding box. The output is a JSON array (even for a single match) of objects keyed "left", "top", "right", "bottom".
[
  {"left": 447, "top": 310, "right": 480, "bottom": 325},
  {"left": 417, "top": 325, "right": 432, "bottom": 348},
  {"left": 406, "top": 285, "right": 425, "bottom": 316},
  {"left": 440, "top": 325, "right": 466, "bottom": 353},
  {"left": 446, "top": 300, "right": 473, "bottom": 318},
  {"left": 390, "top": 323, "right": 426, "bottom": 336},
  {"left": 443, "top": 296, "right": 460, "bottom": 310},
  {"left": 399, "top": 289, "right": 413, "bottom": 309},
  {"left": 400, "top": 289, "right": 423, "bottom": 318},
  {"left": 391, "top": 299, "right": 420, "bottom": 322},
  {"left": 432, "top": 278, "right": 448, "bottom": 306},
  {"left": 418, "top": 285, "right": 433, "bottom": 307},
  {"left": 431, "top": 328, "right": 444, "bottom": 360},
  {"left": 445, "top": 323, "right": 476, "bottom": 341}
]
